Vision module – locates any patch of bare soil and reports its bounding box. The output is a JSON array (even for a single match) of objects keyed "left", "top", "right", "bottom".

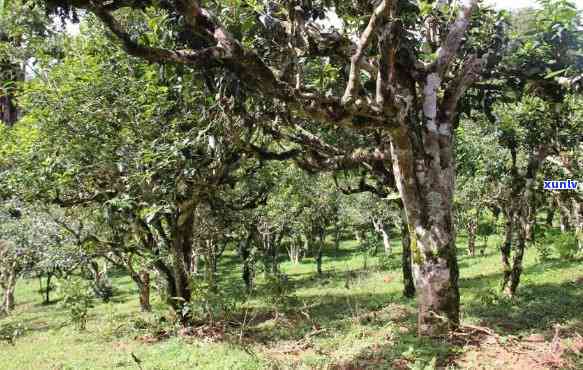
[
  {"left": 454, "top": 324, "right": 583, "bottom": 369},
  {"left": 178, "top": 324, "right": 226, "bottom": 343}
]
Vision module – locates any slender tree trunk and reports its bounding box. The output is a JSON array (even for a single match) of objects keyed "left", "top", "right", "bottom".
[
  {"left": 126, "top": 259, "right": 152, "bottom": 312},
  {"left": 503, "top": 148, "right": 545, "bottom": 296},
  {"left": 467, "top": 220, "right": 477, "bottom": 257},
  {"left": 507, "top": 221, "right": 526, "bottom": 297},
  {"left": 573, "top": 199, "right": 582, "bottom": 252},
  {"left": 525, "top": 202, "right": 536, "bottom": 242},
  {"left": 381, "top": 227, "right": 391, "bottom": 254},
  {"left": 503, "top": 202, "right": 528, "bottom": 297},
  {"left": 153, "top": 260, "right": 178, "bottom": 309},
  {"left": 44, "top": 273, "right": 52, "bottom": 305},
  {"left": 481, "top": 233, "right": 489, "bottom": 256},
  {"left": 0, "top": 59, "right": 22, "bottom": 126},
  {"left": 558, "top": 196, "right": 571, "bottom": 232},
  {"left": 334, "top": 220, "right": 341, "bottom": 250},
  {"left": 546, "top": 207, "right": 555, "bottom": 227},
  {"left": 139, "top": 270, "right": 151, "bottom": 312},
  {"left": 560, "top": 212, "right": 570, "bottom": 232},
  {"left": 354, "top": 229, "right": 363, "bottom": 244},
  {"left": 190, "top": 241, "right": 200, "bottom": 275},
  {"left": 191, "top": 252, "right": 199, "bottom": 275},
  {"left": 316, "top": 229, "right": 325, "bottom": 275},
  {"left": 4, "top": 288, "right": 15, "bottom": 312},
  {"left": 316, "top": 247, "right": 323, "bottom": 275},
  {"left": 287, "top": 236, "right": 302, "bottom": 265},
  {"left": 0, "top": 95, "right": 18, "bottom": 125},
  {"left": 401, "top": 212, "right": 415, "bottom": 298},
  {"left": 263, "top": 236, "right": 271, "bottom": 274},
  {"left": 375, "top": 221, "right": 392, "bottom": 255},
  {"left": 272, "top": 232, "right": 282, "bottom": 274},
  {"left": 263, "top": 233, "right": 277, "bottom": 274},
  {"left": 2, "top": 269, "right": 17, "bottom": 312},
  {"left": 500, "top": 207, "right": 514, "bottom": 293},
  {"left": 371, "top": 234, "right": 379, "bottom": 256},
  {"left": 169, "top": 200, "right": 195, "bottom": 323},
  {"left": 205, "top": 240, "right": 218, "bottom": 292},
  {"left": 239, "top": 235, "right": 254, "bottom": 292}
]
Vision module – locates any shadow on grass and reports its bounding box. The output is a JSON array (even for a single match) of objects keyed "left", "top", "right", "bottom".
[
  {"left": 233, "top": 250, "right": 582, "bottom": 367},
  {"left": 0, "top": 308, "right": 70, "bottom": 340},
  {"left": 231, "top": 289, "right": 452, "bottom": 368},
  {"left": 33, "top": 297, "right": 63, "bottom": 307},
  {"left": 465, "top": 279, "right": 583, "bottom": 335},
  {"left": 462, "top": 258, "right": 583, "bottom": 335}
]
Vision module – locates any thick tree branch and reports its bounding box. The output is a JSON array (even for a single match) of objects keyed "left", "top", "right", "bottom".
[
  {"left": 333, "top": 173, "right": 390, "bottom": 198},
  {"left": 90, "top": 5, "right": 388, "bottom": 128},
  {"left": 342, "top": 0, "right": 388, "bottom": 105},
  {"left": 245, "top": 143, "right": 301, "bottom": 161},
  {"left": 441, "top": 55, "right": 483, "bottom": 122},
  {"left": 92, "top": 7, "right": 225, "bottom": 66},
  {"left": 431, "top": 0, "right": 479, "bottom": 76}
]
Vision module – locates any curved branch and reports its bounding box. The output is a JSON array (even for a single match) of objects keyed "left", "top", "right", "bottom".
[
  {"left": 342, "top": 0, "right": 388, "bottom": 105},
  {"left": 431, "top": 0, "right": 479, "bottom": 76}
]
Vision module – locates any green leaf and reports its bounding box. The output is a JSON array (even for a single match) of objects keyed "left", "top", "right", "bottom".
[{"left": 545, "top": 68, "right": 567, "bottom": 79}]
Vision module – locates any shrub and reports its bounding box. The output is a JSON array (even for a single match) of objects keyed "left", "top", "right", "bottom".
[
  {"left": 554, "top": 232, "right": 579, "bottom": 260},
  {"left": 263, "top": 273, "right": 293, "bottom": 310},
  {"left": 536, "top": 230, "right": 579, "bottom": 261},
  {"left": 534, "top": 241, "right": 552, "bottom": 262},
  {"left": 184, "top": 278, "right": 247, "bottom": 326},
  {"left": 92, "top": 277, "right": 114, "bottom": 302},
  {"left": 59, "top": 277, "right": 94, "bottom": 331},
  {"left": 0, "top": 322, "right": 24, "bottom": 345},
  {"left": 477, "top": 222, "right": 495, "bottom": 238},
  {"left": 376, "top": 253, "right": 400, "bottom": 271}
]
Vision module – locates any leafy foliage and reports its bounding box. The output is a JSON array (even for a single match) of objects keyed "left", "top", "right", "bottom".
[{"left": 59, "top": 277, "right": 94, "bottom": 330}]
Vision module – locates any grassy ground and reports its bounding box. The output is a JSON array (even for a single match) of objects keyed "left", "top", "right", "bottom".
[{"left": 0, "top": 234, "right": 582, "bottom": 369}]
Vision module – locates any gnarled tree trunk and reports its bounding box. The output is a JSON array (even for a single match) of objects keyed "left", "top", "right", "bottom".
[
  {"left": 378, "top": 0, "right": 484, "bottom": 335},
  {"left": 502, "top": 148, "right": 546, "bottom": 297},
  {"left": 389, "top": 121, "right": 460, "bottom": 336}
]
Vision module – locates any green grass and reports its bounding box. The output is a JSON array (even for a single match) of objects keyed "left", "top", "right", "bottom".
[{"left": 1, "top": 232, "right": 582, "bottom": 369}]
